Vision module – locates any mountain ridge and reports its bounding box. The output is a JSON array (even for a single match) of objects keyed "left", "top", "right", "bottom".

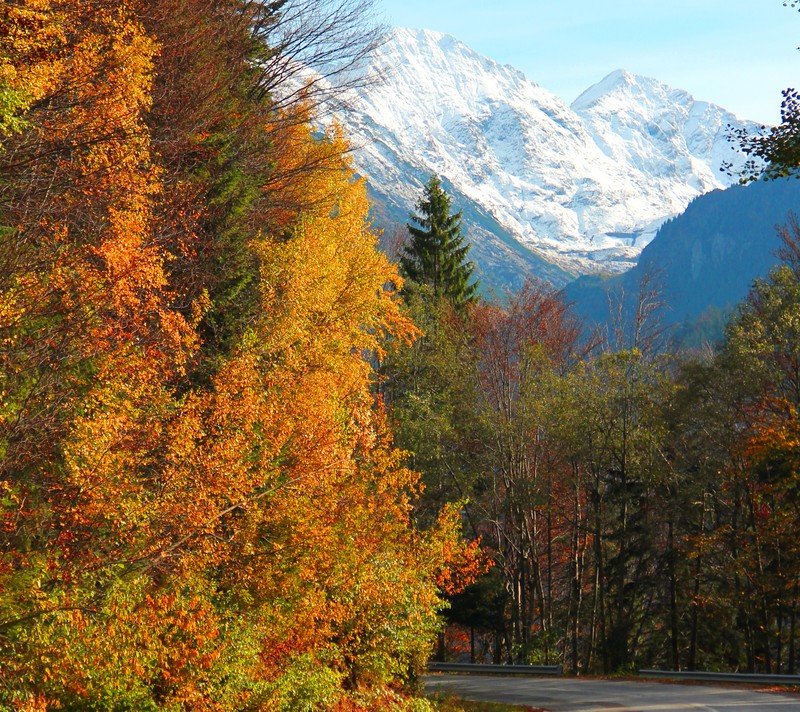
[
  {"left": 309, "top": 27, "right": 764, "bottom": 291},
  {"left": 563, "top": 178, "right": 800, "bottom": 340}
]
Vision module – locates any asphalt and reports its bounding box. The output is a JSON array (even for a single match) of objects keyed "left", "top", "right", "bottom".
[{"left": 424, "top": 673, "right": 800, "bottom": 711}]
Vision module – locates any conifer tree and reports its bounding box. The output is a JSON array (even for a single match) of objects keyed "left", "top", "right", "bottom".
[{"left": 401, "top": 175, "right": 478, "bottom": 310}]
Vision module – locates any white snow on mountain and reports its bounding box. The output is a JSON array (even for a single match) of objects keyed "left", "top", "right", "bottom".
[{"left": 314, "top": 28, "right": 763, "bottom": 280}]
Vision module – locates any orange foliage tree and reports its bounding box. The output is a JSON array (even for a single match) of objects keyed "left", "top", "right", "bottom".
[{"left": 0, "top": 1, "right": 480, "bottom": 709}]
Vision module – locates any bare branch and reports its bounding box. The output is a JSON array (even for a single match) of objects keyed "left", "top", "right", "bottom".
[{"left": 250, "top": 0, "right": 387, "bottom": 114}]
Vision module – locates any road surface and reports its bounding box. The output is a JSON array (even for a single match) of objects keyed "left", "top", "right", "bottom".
[{"left": 424, "top": 673, "right": 800, "bottom": 711}]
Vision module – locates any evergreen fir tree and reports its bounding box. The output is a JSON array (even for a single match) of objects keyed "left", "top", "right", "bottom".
[{"left": 401, "top": 174, "right": 479, "bottom": 309}]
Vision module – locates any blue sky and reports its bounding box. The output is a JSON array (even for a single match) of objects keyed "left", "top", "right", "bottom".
[{"left": 376, "top": 0, "right": 800, "bottom": 125}]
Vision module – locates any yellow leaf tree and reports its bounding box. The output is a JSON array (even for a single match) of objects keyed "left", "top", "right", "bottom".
[{"left": 0, "top": 2, "right": 480, "bottom": 708}]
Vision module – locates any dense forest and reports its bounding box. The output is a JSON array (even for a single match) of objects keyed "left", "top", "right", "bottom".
[
  {"left": 0, "top": 1, "right": 482, "bottom": 709},
  {"left": 3, "top": 0, "right": 800, "bottom": 710},
  {"left": 391, "top": 229, "right": 800, "bottom": 675}
]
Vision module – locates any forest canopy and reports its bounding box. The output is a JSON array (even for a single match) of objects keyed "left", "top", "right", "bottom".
[
  {"left": 0, "top": 1, "right": 480, "bottom": 709},
  {"left": 3, "top": 1, "right": 800, "bottom": 709}
]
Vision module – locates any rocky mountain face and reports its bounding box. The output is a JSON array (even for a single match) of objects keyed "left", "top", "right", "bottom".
[
  {"left": 322, "top": 28, "right": 762, "bottom": 291},
  {"left": 563, "top": 178, "right": 800, "bottom": 340}
]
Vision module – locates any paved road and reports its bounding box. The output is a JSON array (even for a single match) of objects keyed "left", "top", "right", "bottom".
[{"left": 424, "top": 673, "right": 800, "bottom": 711}]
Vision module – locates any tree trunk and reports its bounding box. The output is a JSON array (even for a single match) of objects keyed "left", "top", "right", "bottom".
[
  {"left": 668, "top": 516, "right": 680, "bottom": 670},
  {"left": 688, "top": 496, "right": 706, "bottom": 671},
  {"left": 789, "top": 588, "right": 796, "bottom": 674},
  {"left": 470, "top": 627, "right": 475, "bottom": 664}
]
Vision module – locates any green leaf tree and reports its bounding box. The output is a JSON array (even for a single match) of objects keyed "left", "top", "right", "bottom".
[
  {"left": 401, "top": 175, "right": 479, "bottom": 310},
  {"left": 730, "top": 87, "right": 800, "bottom": 181},
  {"left": 727, "top": 4, "right": 800, "bottom": 181}
]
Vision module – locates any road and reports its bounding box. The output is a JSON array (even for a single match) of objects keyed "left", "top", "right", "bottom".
[{"left": 423, "top": 673, "right": 800, "bottom": 711}]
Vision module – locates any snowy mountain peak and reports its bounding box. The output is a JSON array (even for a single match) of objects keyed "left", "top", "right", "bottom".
[
  {"left": 571, "top": 70, "right": 713, "bottom": 122},
  {"left": 571, "top": 69, "right": 641, "bottom": 110},
  {"left": 384, "top": 27, "right": 536, "bottom": 86},
  {"left": 571, "top": 69, "right": 753, "bottom": 197},
  {"left": 371, "top": 27, "right": 544, "bottom": 110},
  {"left": 320, "top": 28, "right": 764, "bottom": 284}
]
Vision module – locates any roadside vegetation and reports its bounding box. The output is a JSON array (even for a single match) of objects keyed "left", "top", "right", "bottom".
[{"left": 3, "top": 0, "right": 800, "bottom": 709}]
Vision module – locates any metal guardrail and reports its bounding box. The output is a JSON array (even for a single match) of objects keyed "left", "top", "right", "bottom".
[
  {"left": 427, "top": 662, "right": 563, "bottom": 676},
  {"left": 428, "top": 663, "right": 800, "bottom": 685},
  {"left": 640, "top": 669, "right": 800, "bottom": 686}
]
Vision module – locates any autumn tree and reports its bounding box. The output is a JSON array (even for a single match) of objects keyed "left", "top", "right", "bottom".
[
  {"left": 0, "top": 1, "right": 480, "bottom": 708},
  {"left": 605, "top": 267, "right": 670, "bottom": 357},
  {"left": 465, "top": 282, "right": 583, "bottom": 663},
  {"left": 251, "top": 0, "right": 387, "bottom": 113}
]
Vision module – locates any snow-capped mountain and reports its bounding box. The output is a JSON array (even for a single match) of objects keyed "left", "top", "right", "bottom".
[
  {"left": 564, "top": 178, "right": 800, "bottom": 337},
  {"left": 318, "top": 28, "right": 762, "bottom": 287}
]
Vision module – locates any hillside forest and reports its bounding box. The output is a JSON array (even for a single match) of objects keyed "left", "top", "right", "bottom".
[
  {"left": 0, "top": 1, "right": 483, "bottom": 709},
  {"left": 2, "top": 0, "right": 800, "bottom": 710}
]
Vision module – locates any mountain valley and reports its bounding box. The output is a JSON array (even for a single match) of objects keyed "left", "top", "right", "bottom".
[{"left": 318, "top": 27, "right": 764, "bottom": 293}]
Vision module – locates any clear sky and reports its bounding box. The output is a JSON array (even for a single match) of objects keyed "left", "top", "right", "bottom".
[{"left": 376, "top": 0, "right": 800, "bottom": 126}]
